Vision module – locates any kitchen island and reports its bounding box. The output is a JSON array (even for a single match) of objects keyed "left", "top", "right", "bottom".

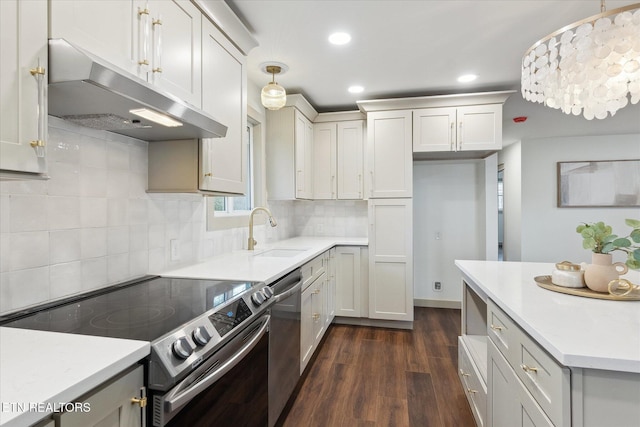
[{"left": 455, "top": 260, "right": 640, "bottom": 427}]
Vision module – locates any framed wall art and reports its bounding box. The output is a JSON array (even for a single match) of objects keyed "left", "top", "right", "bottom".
[{"left": 557, "top": 159, "right": 640, "bottom": 208}]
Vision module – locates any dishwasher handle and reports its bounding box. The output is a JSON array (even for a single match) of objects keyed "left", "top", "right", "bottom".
[
  {"left": 273, "top": 280, "right": 302, "bottom": 303},
  {"left": 164, "top": 315, "right": 269, "bottom": 412}
]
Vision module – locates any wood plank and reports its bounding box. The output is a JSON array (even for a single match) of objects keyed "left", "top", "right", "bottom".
[{"left": 406, "top": 371, "right": 442, "bottom": 427}]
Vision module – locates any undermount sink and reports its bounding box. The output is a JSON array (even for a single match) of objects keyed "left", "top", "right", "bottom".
[{"left": 253, "top": 248, "right": 307, "bottom": 258}]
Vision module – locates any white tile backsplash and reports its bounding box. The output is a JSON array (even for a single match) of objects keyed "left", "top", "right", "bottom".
[{"left": 0, "top": 117, "right": 369, "bottom": 315}]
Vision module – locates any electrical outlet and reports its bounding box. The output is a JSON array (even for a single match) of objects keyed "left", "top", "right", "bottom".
[
  {"left": 434, "top": 281, "right": 442, "bottom": 291},
  {"left": 170, "top": 239, "right": 180, "bottom": 261}
]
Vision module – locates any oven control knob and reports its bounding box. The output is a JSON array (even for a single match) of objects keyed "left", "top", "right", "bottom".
[
  {"left": 192, "top": 326, "right": 211, "bottom": 346},
  {"left": 251, "top": 291, "right": 266, "bottom": 306},
  {"left": 262, "top": 287, "right": 274, "bottom": 299},
  {"left": 172, "top": 337, "right": 193, "bottom": 359}
]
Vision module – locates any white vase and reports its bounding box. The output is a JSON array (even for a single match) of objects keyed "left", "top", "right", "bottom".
[{"left": 583, "top": 253, "right": 628, "bottom": 293}]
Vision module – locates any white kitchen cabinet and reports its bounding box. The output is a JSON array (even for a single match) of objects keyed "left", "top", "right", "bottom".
[
  {"left": 50, "top": 0, "right": 202, "bottom": 108},
  {"left": 49, "top": 0, "right": 146, "bottom": 78},
  {"left": 147, "top": 0, "right": 202, "bottom": 108},
  {"left": 366, "top": 110, "right": 412, "bottom": 198},
  {"left": 413, "top": 104, "right": 502, "bottom": 153},
  {"left": 0, "top": 0, "right": 48, "bottom": 177},
  {"left": 200, "top": 17, "right": 247, "bottom": 194},
  {"left": 313, "top": 120, "right": 364, "bottom": 200},
  {"left": 325, "top": 249, "right": 336, "bottom": 326},
  {"left": 266, "top": 96, "right": 317, "bottom": 200},
  {"left": 334, "top": 246, "right": 362, "bottom": 318},
  {"left": 368, "top": 199, "right": 413, "bottom": 321},
  {"left": 55, "top": 364, "right": 145, "bottom": 427},
  {"left": 301, "top": 271, "right": 326, "bottom": 374}
]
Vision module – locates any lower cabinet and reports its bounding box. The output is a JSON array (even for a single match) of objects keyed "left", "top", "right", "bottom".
[
  {"left": 325, "top": 249, "right": 336, "bottom": 326},
  {"left": 54, "top": 365, "right": 145, "bottom": 427},
  {"left": 301, "top": 270, "right": 326, "bottom": 375},
  {"left": 334, "top": 246, "right": 362, "bottom": 317},
  {"left": 488, "top": 340, "right": 553, "bottom": 427}
]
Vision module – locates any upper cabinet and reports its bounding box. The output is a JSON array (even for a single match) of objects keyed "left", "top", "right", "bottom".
[
  {"left": 358, "top": 91, "right": 514, "bottom": 161},
  {"left": 266, "top": 95, "right": 318, "bottom": 200},
  {"left": 49, "top": 0, "right": 145, "bottom": 77},
  {"left": 50, "top": 0, "right": 202, "bottom": 107},
  {"left": 0, "top": 0, "right": 48, "bottom": 177},
  {"left": 413, "top": 104, "right": 502, "bottom": 153},
  {"left": 366, "top": 110, "right": 413, "bottom": 198},
  {"left": 313, "top": 114, "right": 365, "bottom": 200},
  {"left": 200, "top": 17, "right": 247, "bottom": 194}
]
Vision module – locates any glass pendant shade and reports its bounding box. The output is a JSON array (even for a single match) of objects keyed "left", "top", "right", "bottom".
[
  {"left": 521, "top": 3, "right": 640, "bottom": 120},
  {"left": 261, "top": 81, "right": 287, "bottom": 110}
]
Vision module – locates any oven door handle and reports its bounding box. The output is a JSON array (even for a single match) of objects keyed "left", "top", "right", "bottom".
[
  {"left": 164, "top": 315, "right": 269, "bottom": 412},
  {"left": 274, "top": 280, "right": 302, "bottom": 303}
]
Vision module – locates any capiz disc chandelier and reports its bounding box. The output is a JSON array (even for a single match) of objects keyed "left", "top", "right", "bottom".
[{"left": 521, "top": 1, "right": 640, "bottom": 120}]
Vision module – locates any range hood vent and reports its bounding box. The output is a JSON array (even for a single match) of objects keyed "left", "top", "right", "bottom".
[{"left": 48, "top": 39, "right": 227, "bottom": 141}]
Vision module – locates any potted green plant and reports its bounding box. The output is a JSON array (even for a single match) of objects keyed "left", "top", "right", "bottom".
[{"left": 576, "top": 219, "right": 640, "bottom": 292}]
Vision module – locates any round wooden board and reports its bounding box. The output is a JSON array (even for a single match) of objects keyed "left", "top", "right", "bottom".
[{"left": 534, "top": 275, "right": 640, "bottom": 301}]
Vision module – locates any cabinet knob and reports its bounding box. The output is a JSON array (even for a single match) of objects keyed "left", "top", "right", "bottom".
[
  {"left": 152, "top": 67, "right": 163, "bottom": 74},
  {"left": 29, "top": 67, "right": 45, "bottom": 76},
  {"left": 459, "top": 369, "right": 470, "bottom": 377},
  {"left": 490, "top": 324, "right": 503, "bottom": 331},
  {"left": 520, "top": 364, "right": 538, "bottom": 373},
  {"left": 204, "top": 172, "right": 213, "bottom": 177},
  {"left": 131, "top": 396, "right": 147, "bottom": 408},
  {"left": 466, "top": 388, "right": 477, "bottom": 394},
  {"left": 312, "top": 313, "right": 320, "bottom": 321}
]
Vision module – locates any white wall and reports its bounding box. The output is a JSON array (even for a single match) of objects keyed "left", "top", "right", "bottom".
[
  {"left": 413, "top": 160, "right": 486, "bottom": 303},
  {"left": 500, "top": 134, "right": 639, "bottom": 265}
]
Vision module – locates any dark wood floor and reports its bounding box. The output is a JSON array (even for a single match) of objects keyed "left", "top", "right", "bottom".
[{"left": 281, "top": 307, "right": 476, "bottom": 427}]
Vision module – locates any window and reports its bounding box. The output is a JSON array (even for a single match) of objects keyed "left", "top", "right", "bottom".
[{"left": 213, "top": 124, "right": 254, "bottom": 215}]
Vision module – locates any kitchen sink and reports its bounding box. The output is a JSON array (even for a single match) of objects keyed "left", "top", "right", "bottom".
[{"left": 253, "top": 248, "right": 307, "bottom": 258}]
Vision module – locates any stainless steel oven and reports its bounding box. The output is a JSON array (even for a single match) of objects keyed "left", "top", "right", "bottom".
[
  {"left": 153, "top": 314, "right": 269, "bottom": 426},
  {"left": 0, "top": 276, "right": 276, "bottom": 427}
]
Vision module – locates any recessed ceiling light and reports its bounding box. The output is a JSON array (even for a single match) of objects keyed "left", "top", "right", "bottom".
[
  {"left": 348, "top": 85, "right": 364, "bottom": 94},
  {"left": 328, "top": 32, "right": 351, "bottom": 45},
  {"left": 457, "top": 74, "right": 478, "bottom": 83}
]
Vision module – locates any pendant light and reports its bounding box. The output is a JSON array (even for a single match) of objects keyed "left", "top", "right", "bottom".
[
  {"left": 521, "top": 1, "right": 640, "bottom": 120},
  {"left": 261, "top": 64, "right": 287, "bottom": 110}
]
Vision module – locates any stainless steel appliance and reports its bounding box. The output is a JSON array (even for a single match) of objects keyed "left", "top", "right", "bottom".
[
  {"left": 0, "top": 276, "right": 275, "bottom": 427},
  {"left": 268, "top": 270, "right": 302, "bottom": 426}
]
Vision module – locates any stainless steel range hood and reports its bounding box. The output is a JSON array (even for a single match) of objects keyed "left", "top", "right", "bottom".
[{"left": 48, "top": 39, "right": 227, "bottom": 141}]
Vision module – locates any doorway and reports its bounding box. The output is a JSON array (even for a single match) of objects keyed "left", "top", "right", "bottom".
[{"left": 498, "top": 165, "right": 504, "bottom": 261}]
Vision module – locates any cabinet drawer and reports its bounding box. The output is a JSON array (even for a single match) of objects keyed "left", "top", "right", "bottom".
[
  {"left": 301, "top": 253, "right": 326, "bottom": 291},
  {"left": 487, "top": 299, "right": 518, "bottom": 362},
  {"left": 458, "top": 337, "right": 487, "bottom": 427},
  {"left": 512, "top": 326, "right": 570, "bottom": 427}
]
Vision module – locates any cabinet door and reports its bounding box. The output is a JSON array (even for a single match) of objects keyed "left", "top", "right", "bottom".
[
  {"left": 488, "top": 340, "right": 554, "bottom": 427},
  {"left": 337, "top": 120, "right": 364, "bottom": 199},
  {"left": 369, "top": 199, "right": 413, "bottom": 321},
  {"left": 326, "top": 249, "right": 336, "bottom": 325},
  {"left": 295, "top": 110, "right": 313, "bottom": 199},
  {"left": 367, "top": 110, "right": 412, "bottom": 198},
  {"left": 149, "top": 0, "right": 202, "bottom": 108},
  {"left": 335, "top": 246, "right": 361, "bottom": 317},
  {"left": 313, "top": 122, "right": 337, "bottom": 199},
  {"left": 200, "top": 18, "right": 247, "bottom": 194},
  {"left": 0, "top": 0, "right": 48, "bottom": 175},
  {"left": 301, "top": 283, "right": 315, "bottom": 374},
  {"left": 457, "top": 104, "right": 502, "bottom": 151},
  {"left": 55, "top": 365, "right": 145, "bottom": 427},
  {"left": 49, "top": 0, "right": 144, "bottom": 77},
  {"left": 413, "top": 107, "right": 457, "bottom": 152},
  {"left": 312, "top": 273, "right": 326, "bottom": 344}
]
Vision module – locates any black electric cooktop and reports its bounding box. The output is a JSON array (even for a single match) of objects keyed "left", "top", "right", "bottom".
[{"left": 0, "top": 277, "right": 260, "bottom": 342}]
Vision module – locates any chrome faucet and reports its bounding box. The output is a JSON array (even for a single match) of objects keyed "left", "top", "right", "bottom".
[{"left": 248, "top": 207, "right": 277, "bottom": 250}]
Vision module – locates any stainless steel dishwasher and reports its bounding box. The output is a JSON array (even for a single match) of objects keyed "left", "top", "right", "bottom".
[{"left": 268, "top": 270, "right": 303, "bottom": 427}]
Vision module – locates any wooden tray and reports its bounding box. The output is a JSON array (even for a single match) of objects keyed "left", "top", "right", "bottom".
[{"left": 534, "top": 276, "right": 640, "bottom": 301}]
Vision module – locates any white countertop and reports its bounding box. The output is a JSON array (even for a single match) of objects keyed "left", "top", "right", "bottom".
[
  {"left": 455, "top": 260, "right": 640, "bottom": 373},
  {"left": 0, "top": 328, "right": 149, "bottom": 427},
  {"left": 161, "top": 236, "right": 368, "bottom": 283}
]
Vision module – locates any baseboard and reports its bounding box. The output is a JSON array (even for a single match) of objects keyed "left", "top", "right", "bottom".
[
  {"left": 413, "top": 298, "right": 461, "bottom": 309},
  {"left": 333, "top": 317, "right": 414, "bottom": 330}
]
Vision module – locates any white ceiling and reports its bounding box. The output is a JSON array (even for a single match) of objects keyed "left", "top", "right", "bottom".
[{"left": 226, "top": 0, "right": 640, "bottom": 145}]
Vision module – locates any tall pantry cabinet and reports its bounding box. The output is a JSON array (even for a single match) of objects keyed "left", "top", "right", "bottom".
[{"left": 362, "top": 109, "right": 414, "bottom": 322}]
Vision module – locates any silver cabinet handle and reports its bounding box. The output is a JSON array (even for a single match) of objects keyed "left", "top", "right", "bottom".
[
  {"left": 138, "top": 6, "right": 150, "bottom": 68},
  {"left": 152, "top": 14, "right": 163, "bottom": 73},
  {"left": 29, "top": 64, "right": 46, "bottom": 158}
]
